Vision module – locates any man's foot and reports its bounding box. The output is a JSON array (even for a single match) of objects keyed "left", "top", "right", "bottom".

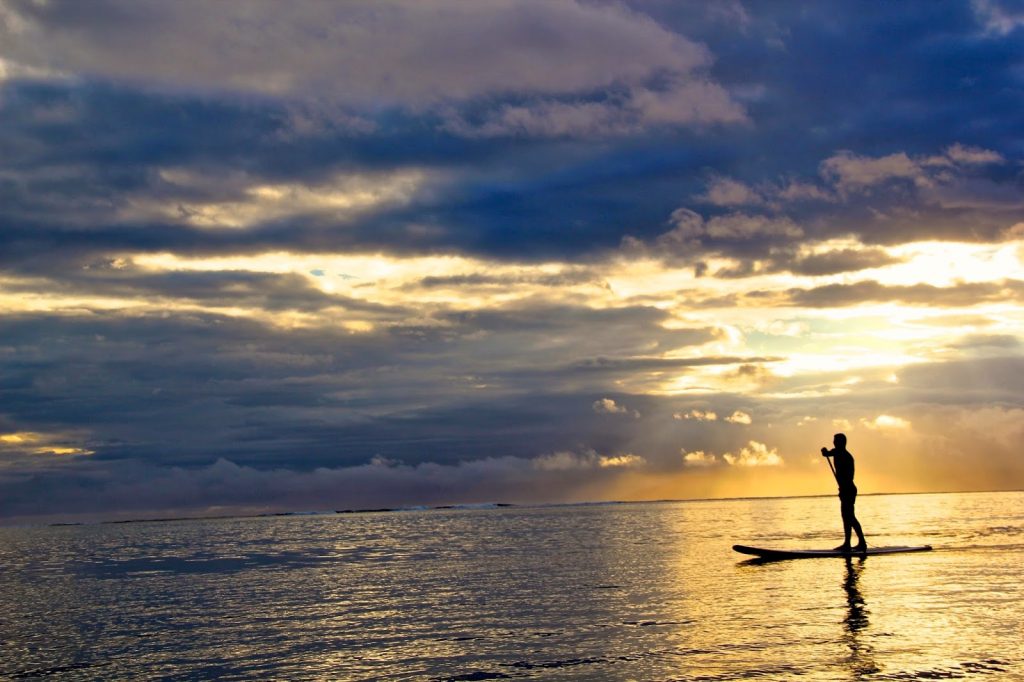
[
  {"left": 833, "top": 544, "right": 852, "bottom": 552},
  {"left": 852, "top": 541, "right": 867, "bottom": 553}
]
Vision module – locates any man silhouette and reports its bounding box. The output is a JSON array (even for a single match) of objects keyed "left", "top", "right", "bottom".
[{"left": 821, "top": 433, "right": 867, "bottom": 552}]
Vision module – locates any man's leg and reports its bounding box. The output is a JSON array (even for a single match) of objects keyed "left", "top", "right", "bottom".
[
  {"left": 836, "top": 497, "right": 853, "bottom": 550},
  {"left": 850, "top": 511, "right": 866, "bottom": 549},
  {"left": 846, "top": 491, "right": 866, "bottom": 549}
]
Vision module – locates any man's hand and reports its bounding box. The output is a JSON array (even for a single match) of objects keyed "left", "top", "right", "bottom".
[{"left": 821, "top": 447, "right": 829, "bottom": 457}]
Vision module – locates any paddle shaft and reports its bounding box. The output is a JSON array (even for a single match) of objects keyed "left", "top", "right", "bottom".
[{"left": 823, "top": 449, "right": 840, "bottom": 487}]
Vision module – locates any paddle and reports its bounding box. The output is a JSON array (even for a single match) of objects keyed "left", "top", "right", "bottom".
[{"left": 821, "top": 447, "right": 839, "bottom": 490}]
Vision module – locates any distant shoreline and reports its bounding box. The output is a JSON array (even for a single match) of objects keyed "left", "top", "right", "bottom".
[{"left": 8, "top": 487, "right": 1017, "bottom": 529}]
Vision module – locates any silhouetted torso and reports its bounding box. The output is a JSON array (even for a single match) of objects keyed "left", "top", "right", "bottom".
[{"left": 829, "top": 447, "right": 856, "bottom": 495}]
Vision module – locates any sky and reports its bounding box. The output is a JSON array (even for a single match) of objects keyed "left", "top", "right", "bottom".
[{"left": 1, "top": 0, "right": 1023, "bottom": 523}]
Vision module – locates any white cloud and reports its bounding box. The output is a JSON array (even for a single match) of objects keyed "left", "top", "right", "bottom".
[
  {"left": 725, "top": 410, "right": 752, "bottom": 425},
  {"left": 534, "top": 448, "right": 644, "bottom": 470},
  {"left": 682, "top": 450, "right": 718, "bottom": 467},
  {"left": 593, "top": 398, "right": 639, "bottom": 417},
  {"left": 674, "top": 409, "right": 717, "bottom": 421},
  {"left": 722, "top": 441, "right": 783, "bottom": 467},
  {"left": 599, "top": 454, "right": 645, "bottom": 468}
]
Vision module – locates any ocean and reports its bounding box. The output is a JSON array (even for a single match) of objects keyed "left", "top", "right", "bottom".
[{"left": 2, "top": 491, "right": 1021, "bottom": 680}]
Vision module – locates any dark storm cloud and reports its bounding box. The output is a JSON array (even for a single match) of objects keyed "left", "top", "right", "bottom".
[
  {"left": 643, "top": 1, "right": 1024, "bottom": 161},
  {"left": 3, "top": 77, "right": 1020, "bottom": 267},
  {"left": 630, "top": 0, "right": 1024, "bottom": 254},
  {"left": 0, "top": 80, "right": 729, "bottom": 262},
  {"left": 0, "top": 301, "right": 728, "bottom": 469}
]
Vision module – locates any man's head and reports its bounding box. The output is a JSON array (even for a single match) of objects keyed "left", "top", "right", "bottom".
[{"left": 833, "top": 433, "right": 847, "bottom": 448}]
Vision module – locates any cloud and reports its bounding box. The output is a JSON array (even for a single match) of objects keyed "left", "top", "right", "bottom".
[
  {"left": 725, "top": 410, "right": 752, "bottom": 425},
  {"left": 943, "top": 142, "right": 1005, "bottom": 165},
  {"left": 533, "top": 448, "right": 644, "bottom": 471},
  {"left": 599, "top": 454, "right": 645, "bottom": 468},
  {"left": 680, "top": 441, "right": 783, "bottom": 468},
  {"left": 0, "top": 452, "right": 644, "bottom": 520},
  {"left": 696, "top": 176, "right": 764, "bottom": 207},
  {"left": 722, "top": 441, "right": 783, "bottom": 467},
  {"left": 779, "top": 246, "right": 904, "bottom": 276},
  {"left": 776, "top": 181, "right": 833, "bottom": 203},
  {"left": 629, "top": 140, "right": 1019, "bottom": 267},
  {"left": 592, "top": 398, "right": 639, "bottom": 418},
  {"left": 674, "top": 409, "right": 717, "bottom": 421},
  {"left": 971, "top": 0, "right": 1024, "bottom": 35},
  {"left": 682, "top": 450, "right": 717, "bottom": 467},
  {"left": 817, "top": 145, "right": 1014, "bottom": 212},
  {"left": 659, "top": 209, "right": 804, "bottom": 245},
  {"left": 949, "top": 333, "right": 1021, "bottom": 351},
  {"left": 2, "top": 2, "right": 1024, "bottom": 520},
  {"left": 820, "top": 151, "right": 924, "bottom": 193},
  {"left": 443, "top": 78, "right": 745, "bottom": 138},
  {"left": 785, "top": 279, "right": 1024, "bottom": 308},
  {"left": 898, "top": 356, "right": 1024, "bottom": 402},
  {"left": 0, "top": 0, "right": 744, "bottom": 136},
  {"left": 122, "top": 168, "right": 429, "bottom": 229},
  {"left": 1003, "top": 223, "right": 1024, "bottom": 239}
]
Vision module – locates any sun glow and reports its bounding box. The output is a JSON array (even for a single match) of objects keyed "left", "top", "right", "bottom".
[
  {"left": 0, "top": 432, "right": 93, "bottom": 456},
  {"left": 872, "top": 240, "right": 1024, "bottom": 287}
]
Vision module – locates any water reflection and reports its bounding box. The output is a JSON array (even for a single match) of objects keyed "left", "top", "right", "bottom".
[
  {"left": 2, "top": 493, "right": 1022, "bottom": 679},
  {"left": 841, "top": 556, "right": 878, "bottom": 677}
]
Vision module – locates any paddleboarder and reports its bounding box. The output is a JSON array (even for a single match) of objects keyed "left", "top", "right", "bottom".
[{"left": 821, "top": 433, "right": 867, "bottom": 553}]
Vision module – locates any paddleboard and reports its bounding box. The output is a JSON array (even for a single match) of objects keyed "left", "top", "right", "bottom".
[{"left": 733, "top": 544, "right": 932, "bottom": 560}]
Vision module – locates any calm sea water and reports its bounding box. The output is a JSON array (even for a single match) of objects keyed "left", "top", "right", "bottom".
[{"left": 2, "top": 491, "right": 1022, "bottom": 680}]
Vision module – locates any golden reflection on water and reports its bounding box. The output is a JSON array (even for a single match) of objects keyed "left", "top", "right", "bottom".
[
  {"left": 842, "top": 556, "right": 878, "bottom": 677},
  {"left": 0, "top": 492, "right": 1022, "bottom": 679}
]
